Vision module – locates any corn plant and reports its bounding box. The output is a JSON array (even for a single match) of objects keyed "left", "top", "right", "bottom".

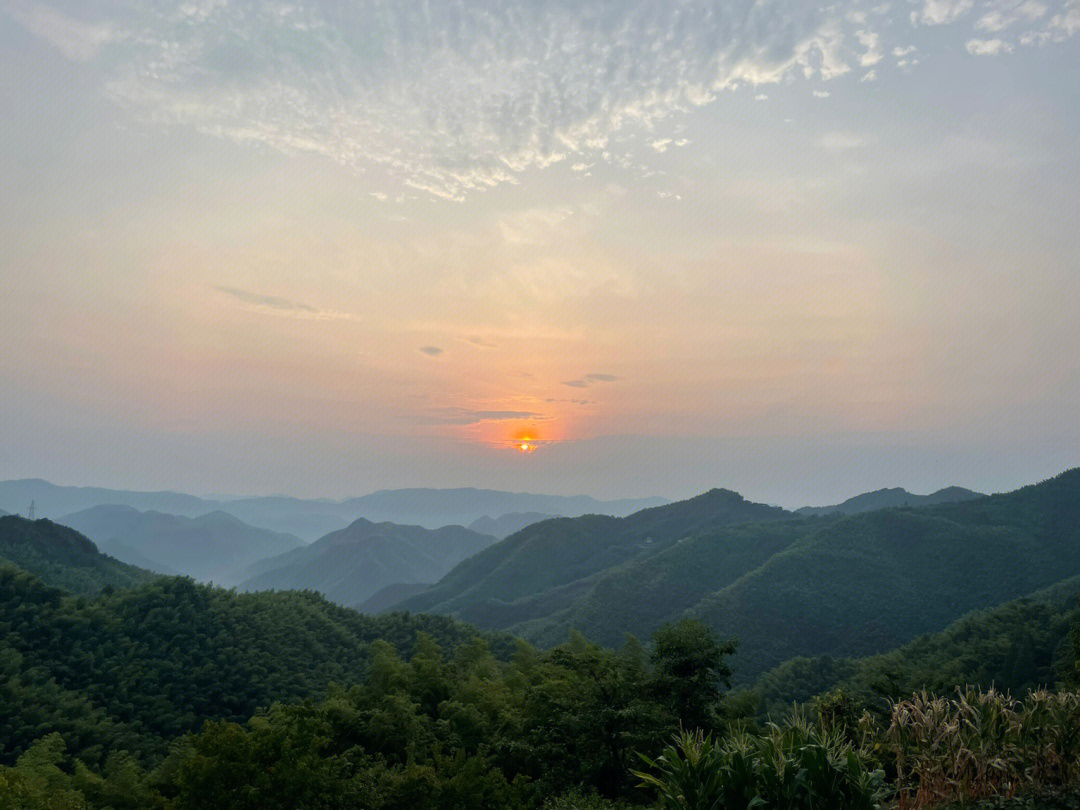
[
  {"left": 633, "top": 729, "right": 735, "bottom": 810},
  {"left": 633, "top": 719, "right": 887, "bottom": 810},
  {"left": 886, "top": 688, "right": 1080, "bottom": 809}
]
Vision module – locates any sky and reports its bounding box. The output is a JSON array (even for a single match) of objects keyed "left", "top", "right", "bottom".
[{"left": 1, "top": 0, "right": 1078, "bottom": 506}]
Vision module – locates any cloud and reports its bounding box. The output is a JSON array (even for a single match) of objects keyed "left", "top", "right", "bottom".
[
  {"left": 423, "top": 408, "right": 548, "bottom": 425},
  {"left": 3, "top": 1, "right": 126, "bottom": 61},
  {"left": 462, "top": 336, "right": 498, "bottom": 349},
  {"left": 214, "top": 286, "right": 353, "bottom": 320},
  {"left": 856, "top": 30, "right": 883, "bottom": 66},
  {"left": 977, "top": 2, "right": 1048, "bottom": 31},
  {"left": 966, "top": 37, "right": 1014, "bottom": 54},
  {"left": 9, "top": 0, "right": 1078, "bottom": 200},
  {"left": 563, "top": 372, "right": 619, "bottom": 388},
  {"left": 812, "top": 89, "right": 832, "bottom": 97},
  {"left": 1046, "top": 4, "right": 1080, "bottom": 37},
  {"left": 912, "top": 0, "right": 975, "bottom": 26},
  {"left": 0, "top": 1, "right": 860, "bottom": 200},
  {"left": 419, "top": 346, "right": 443, "bottom": 356}
]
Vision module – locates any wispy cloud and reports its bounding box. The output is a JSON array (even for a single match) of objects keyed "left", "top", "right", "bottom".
[
  {"left": 462, "top": 336, "right": 498, "bottom": 349},
  {"left": 4, "top": 1, "right": 126, "bottom": 61},
  {"left": 423, "top": 408, "right": 548, "bottom": 425},
  {"left": 912, "top": 0, "right": 975, "bottom": 26},
  {"left": 214, "top": 286, "right": 354, "bottom": 320},
  {"left": 563, "top": 372, "right": 619, "bottom": 388},
  {"left": 419, "top": 346, "right": 444, "bottom": 357}
]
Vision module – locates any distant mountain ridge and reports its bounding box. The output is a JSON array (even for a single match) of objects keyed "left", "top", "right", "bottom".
[
  {"left": 0, "top": 479, "right": 667, "bottom": 540},
  {"left": 796, "top": 486, "right": 984, "bottom": 516},
  {"left": 467, "top": 512, "right": 559, "bottom": 538},
  {"left": 240, "top": 518, "right": 499, "bottom": 607},
  {"left": 60, "top": 505, "right": 302, "bottom": 585}
]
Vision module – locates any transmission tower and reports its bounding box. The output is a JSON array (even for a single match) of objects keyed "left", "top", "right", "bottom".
[{"left": 27, "top": 499, "right": 36, "bottom": 520}]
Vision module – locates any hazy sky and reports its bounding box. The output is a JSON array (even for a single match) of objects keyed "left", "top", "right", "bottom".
[{"left": 1, "top": 0, "right": 1078, "bottom": 505}]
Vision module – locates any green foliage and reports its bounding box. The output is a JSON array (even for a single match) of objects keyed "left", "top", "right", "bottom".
[
  {"left": 634, "top": 729, "right": 731, "bottom": 810},
  {"left": 650, "top": 619, "right": 737, "bottom": 733},
  {"left": 633, "top": 719, "right": 887, "bottom": 810},
  {"left": 0, "top": 601, "right": 735, "bottom": 808},
  {"left": 0, "top": 565, "right": 513, "bottom": 766}
]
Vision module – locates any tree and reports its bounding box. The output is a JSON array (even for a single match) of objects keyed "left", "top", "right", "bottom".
[{"left": 650, "top": 620, "right": 736, "bottom": 734}]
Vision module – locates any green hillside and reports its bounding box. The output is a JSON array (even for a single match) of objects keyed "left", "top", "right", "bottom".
[
  {"left": 752, "top": 575, "right": 1080, "bottom": 717},
  {"left": 60, "top": 505, "right": 303, "bottom": 585},
  {"left": 512, "top": 517, "right": 827, "bottom": 647},
  {"left": 241, "top": 518, "right": 498, "bottom": 607},
  {"left": 0, "top": 516, "right": 153, "bottom": 595},
  {"left": 401, "top": 488, "right": 792, "bottom": 616},
  {"left": 394, "top": 470, "right": 1080, "bottom": 685},
  {"left": 690, "top": 468, "right": 1080, "bottom": 677},
  {"left": 0, "top": 564, "right": 510, "bottom": 767}
]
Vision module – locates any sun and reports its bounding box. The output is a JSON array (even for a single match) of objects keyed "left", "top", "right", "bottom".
[{"left": 513, "top": 433, "right": 538, "bottom": 453}]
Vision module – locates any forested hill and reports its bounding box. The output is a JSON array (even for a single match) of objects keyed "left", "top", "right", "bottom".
[
  {"left": 0, "top": 565, "right": 510, "bottom": 767},
  {"left": 752, "top": 574, "right": 1080, "bottom": 717},
  {"left": 0, "top": 516, "right": 152, "bottom": 594},
  {"left": 392, "top": 469, "right": 1080, "bottom": 683},
  {"left": 240, "top": 519, "right": 498, "bottom": 607},
  {"left": 400, "top": 487, "right": 792, "bottom": 616},
  {"left": 689, "top": 467, "right": 1080, "bottom": 677}
]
